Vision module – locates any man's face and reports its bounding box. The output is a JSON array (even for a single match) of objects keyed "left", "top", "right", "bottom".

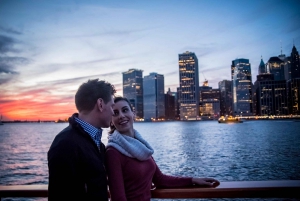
[{"left": 101, "top": 95, "right": 115, "bottom": 128}]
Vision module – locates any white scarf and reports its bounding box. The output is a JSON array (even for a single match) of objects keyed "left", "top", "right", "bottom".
[{"left": 106, "top": 129, "right": 154, "bottom": 161}]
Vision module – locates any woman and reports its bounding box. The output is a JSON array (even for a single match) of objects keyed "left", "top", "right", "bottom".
[{"left": 105, "top": 97, "right": 220, "bottom": 201}]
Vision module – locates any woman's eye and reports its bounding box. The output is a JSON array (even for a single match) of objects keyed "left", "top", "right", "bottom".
[
  {"left": 113, "top": 111, "right": 118, "bottom": 116},
  {"left": 123, "top": 108, "right": 128, "bottom": 112}
]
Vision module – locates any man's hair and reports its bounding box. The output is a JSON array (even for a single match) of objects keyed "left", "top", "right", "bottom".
[{"left": 75, "top": 79, "right": 116, "bottom": 112}]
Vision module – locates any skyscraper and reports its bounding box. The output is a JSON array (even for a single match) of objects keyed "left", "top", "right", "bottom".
[
  {"left": 267, "top": 56, "right": 285, "bottom": 81},
  {"left": 178, "top": 51, "right": 199, "bottom": 120},
  {"left": 287, "top": 45, "right": 300, "bottom": 114},
  {"left": 258, "top": 57, "right": 266, "bottom": 74},
  {"left": 143, "top": 72, "right": 165, "bottom": 121},
  {"left": 290, "top": 45, "right": 300, "bottom": 79},
  {"left": 218, "top": 80, "right": 232, "bottom": 116},
  {"left": 231, "top": 58, "right": 253, "bottom": 116},
  {"left": 122, "top": 69, "right": 144, "bottom": 119}
]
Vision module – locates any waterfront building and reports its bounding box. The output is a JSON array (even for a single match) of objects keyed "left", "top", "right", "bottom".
[
  {"left": 175, "top": 87, "right": 180, "bottom": 119},
  {"left": 267, "top": 56, "right": 285, "bottom": 81},
  {"left": 122, "top": 69, "right": 144, "bottom": 119},
  {"left": 199, "top": 80, "right": 220, "bottom": 119},
  {"left": 178, "top": 51, "right": 200, "bottom": 120},
  {"left": 231, "top": 58, "right": 253, "bottom": 116},
  {"left": 290, "top": 45, "right": 300, "bottom": 79},
  {"left": 287, "top": 78, "right": 300, "bottom": 115},
  {"left": 143, "top": 72, "right": 165, "bottom": 121},
  {"left": 218, "top": 80, "right": 232, "bottom": 116},
  {"left": 256, "top": 79, "right": 288, "bottom": 115},
  {"left": 287, "top": 45, "right": 300, "bottom": 114},
  {"left": 165, "top": 88, "right": 176, "bottom": 120}
]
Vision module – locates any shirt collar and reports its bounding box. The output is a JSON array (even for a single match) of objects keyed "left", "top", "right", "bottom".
[{"left": 74, "top": 117, "right": 103, "bottom": 140}]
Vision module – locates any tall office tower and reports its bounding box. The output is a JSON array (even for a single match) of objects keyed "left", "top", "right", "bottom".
[
  {"left": 267, "top": 56, "right": 285, "bottom": 81},
  {"left": 231, "top": 58, "right": 253, "bottom": 116},
  {"left": 123, "top": 69, "right": 144, "bottom": 119},
  {"left": 287, "top": 45, "right": 300, "bottom": 114},
  {"left": 256, "top": 80, "right": 288, "bottom": 115},
  {"left": 178, "top": 51, "right": 199, "bottom": 120},
  {"left": 143, "top": 72, "right": 165, "bottom": 121},
  {"left": 218, "top": 80, "right": 232, "bottom": 116},
  {"left": 290, "top": 45, "right": 300, "bottom": 79},
  {"left": 165, "top": 88, "right": 175, "bottom": 120},
  {"left": 258, "top": 57, "right": 266, "bottom": 74}
]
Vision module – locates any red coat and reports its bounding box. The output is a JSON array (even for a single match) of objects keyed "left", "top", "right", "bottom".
[{"left": 105, "top": 147, "right": 193, "bottom": 201}]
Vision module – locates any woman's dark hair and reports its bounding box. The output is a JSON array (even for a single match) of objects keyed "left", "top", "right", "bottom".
[{"left": 109, "top": 96, "right": 133, "bottom": 134}]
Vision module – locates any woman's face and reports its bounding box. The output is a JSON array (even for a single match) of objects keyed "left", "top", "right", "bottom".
[{"left": 112, "top": 100, "right": 135, "bottom": 135}]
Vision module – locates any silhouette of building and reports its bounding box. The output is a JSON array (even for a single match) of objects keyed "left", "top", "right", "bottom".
[
  {"left": 165, "top": 88, "right": 176, "bottom": 120},
  {"left": 256, "top": 79, "right": 288, "bottom": 116},
  {"left": 123, "top": 69, "right": 144, "bottom": 119},
  {"left": 218, "top": 80, "right": 232, "bottom": 116},
  {"left": 287, "top": 45, "right": 300, "bottom": 114},
  {"left": 258, "top": 56, "right": 267, "bottom": 74},
  {"left": 231, "top": 58, "right": 253, "bottom": 116},
  {"left": 267, "top": 56, "right": 285, "bottom": 81},
  {"left": 178, "top": 51, "right": 199, "bottom": 120},
  {"left": 143, "top": 72, "right": 165, "bottom": 121}
]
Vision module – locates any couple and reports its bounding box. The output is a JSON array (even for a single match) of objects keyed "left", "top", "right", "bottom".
[{"left": 47, "top": 79, "right": 220, "bottom": 201}]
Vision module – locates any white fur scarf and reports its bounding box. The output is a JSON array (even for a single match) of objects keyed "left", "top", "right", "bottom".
[{"left": 106, "top": 129, "right": 154, "bottom": 161}]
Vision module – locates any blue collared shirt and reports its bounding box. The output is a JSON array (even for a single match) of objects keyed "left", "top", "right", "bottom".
[{"left": 74, "top": 117, "right": 102, "bottom": 150}]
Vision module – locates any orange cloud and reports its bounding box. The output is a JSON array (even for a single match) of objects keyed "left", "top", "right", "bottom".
[{"left": 0, "top": 89, "right": 76, "bottom": 121}]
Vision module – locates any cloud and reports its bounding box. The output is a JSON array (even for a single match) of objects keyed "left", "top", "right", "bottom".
[
  {"left": 0, "top": 56, "right": 31, "bottom": 84},
  {"left": 37, "top": 71, "right": 122, "bottom": 86},
  {"left": 0, "top": 35, "right": 19, "bottom": 54},
  {"left": 0, "top": 25, "right": 22, "bottom": 35}
]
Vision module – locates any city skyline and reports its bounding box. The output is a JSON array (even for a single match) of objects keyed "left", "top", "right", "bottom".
[{"left": 1, "top": 0, "right": 300, "bottom": 121}]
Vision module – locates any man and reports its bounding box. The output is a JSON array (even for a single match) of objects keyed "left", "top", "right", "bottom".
[{"left": 48, "top": 79, "right": 116, "bottom": 201}]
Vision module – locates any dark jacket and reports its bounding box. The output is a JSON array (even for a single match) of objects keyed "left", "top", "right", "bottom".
[{"left": 48, "top": 113, "right": 108, "bottom": 201}]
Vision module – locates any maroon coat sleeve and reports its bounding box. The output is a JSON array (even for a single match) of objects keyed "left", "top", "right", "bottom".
[
  {"left": 105, "top": 148, "right": 127, "bottom": 201},
  {"left": 151, "top": 158, "right": 193, "bottom": 188}
]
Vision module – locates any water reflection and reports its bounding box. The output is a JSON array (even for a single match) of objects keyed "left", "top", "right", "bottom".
[{"left": 0, "top": 121, "right": 300, "bottom": 201}]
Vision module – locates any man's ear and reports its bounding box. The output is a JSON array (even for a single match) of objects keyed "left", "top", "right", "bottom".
[{"left": 97, "top": 98, "right": 104, "bottom": 112}]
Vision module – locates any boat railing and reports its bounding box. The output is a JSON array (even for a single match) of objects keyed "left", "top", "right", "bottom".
[{"left": 0, "top": 180, "right": 299, "bottom": 200}]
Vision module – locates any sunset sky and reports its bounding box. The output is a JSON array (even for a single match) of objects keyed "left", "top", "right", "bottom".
[{"left": 0, "top": 0, "right": 300, "bottom": 121}]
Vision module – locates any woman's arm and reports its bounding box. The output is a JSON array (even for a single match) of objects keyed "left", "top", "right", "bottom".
[
  {"left": 152, "top": 158, "right": 220, "bottom": 188},
  {"left": 105, "top": 148, "right": 127, "bottom": 201},
  {"left": 151, "top": 158, "right": 193, "bottom": 188}
]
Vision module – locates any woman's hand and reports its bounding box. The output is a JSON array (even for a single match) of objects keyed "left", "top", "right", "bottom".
[{"left": 192, "top": 177, "right": 220, "bottom": 187}]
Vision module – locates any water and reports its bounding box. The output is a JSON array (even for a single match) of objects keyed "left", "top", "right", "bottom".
[{"left": 0, "top": 120, "right": 300, "bottom": 201}]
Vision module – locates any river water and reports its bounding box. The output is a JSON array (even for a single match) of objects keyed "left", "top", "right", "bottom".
[{"left": 0, "top": 120, "right": 300, "bottom": 201}]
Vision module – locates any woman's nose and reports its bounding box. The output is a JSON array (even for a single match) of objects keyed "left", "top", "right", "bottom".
[{"left": 118, "top": 112, "right": 125, "bottom": 118}]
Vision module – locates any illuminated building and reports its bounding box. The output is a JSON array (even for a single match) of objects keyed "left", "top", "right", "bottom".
[
  {"left": 231, "top": 58, "right": 253, "bottom": 116},
  {"left": 199, "top": 80, "right": 220, "bottom": 119},
  {"left": 256, "top": 79, "right": 288, "bottom": 115},
  {"left": 122, "top": 69, "right": 144, "bottom": 119},
  {"left": 143, "top": 72, "right": 165, "bottom": 121},
  {"left": 178, "top": 51, "right": 199, "bottom": 120},
  {"left": 267, "top": 56, "right": 285, "bottom": 81},
  {"left": 287, "top": 45, "right": 300, "bottom": 114}
]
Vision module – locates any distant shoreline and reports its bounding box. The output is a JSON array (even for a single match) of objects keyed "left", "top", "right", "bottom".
[{"left": 1, "top": 117, "right": 300, "bottom": 124}]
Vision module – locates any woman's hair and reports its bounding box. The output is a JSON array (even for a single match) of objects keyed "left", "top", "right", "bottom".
[{"left": 109, "top": 96, "right": 133, "bottom": 134}]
